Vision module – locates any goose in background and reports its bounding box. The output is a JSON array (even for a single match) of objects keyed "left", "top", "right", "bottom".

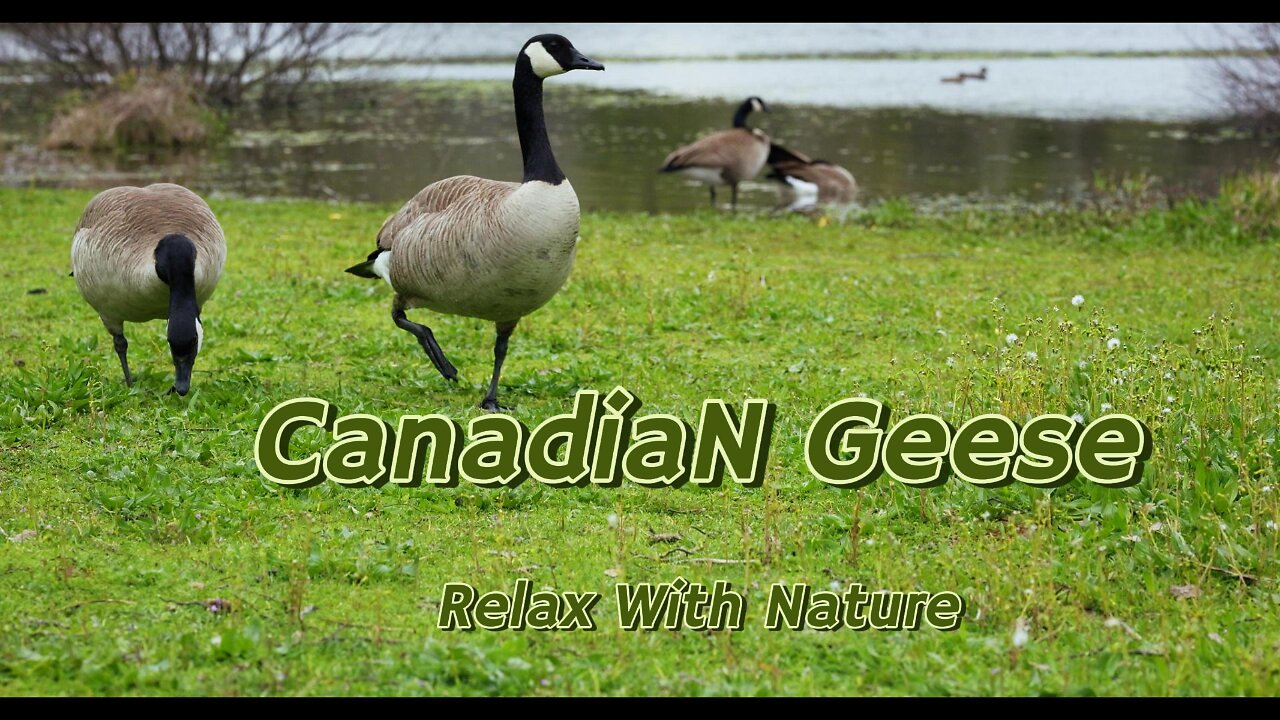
[
  {"left": 941, "top": 73, "right": 965, "bottom": 84},
  {"left": 659, "top": 96, "right": 770, "bottom": 210},
  {"left": 766, "top": 143, "right": 859, "bottom": 211},
  {"left": 961, "top": 66, "right": 989, "bottom": 81},
  {"left": 70, "top": 183, "right": 226, "bottom": 396},
  {"left": 345, "top": 34, "right": 604, "bottom": 412}
]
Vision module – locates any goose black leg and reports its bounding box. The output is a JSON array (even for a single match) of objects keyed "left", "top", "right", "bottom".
[
  {"left": 730, "top": 184, "right": 739, "bottom": 211},
  {"left": 392, "top": 302, "right": 457, "bottom": 381},
  {"left": 481, "top": 320, "right": 518, "bottom": 413},
  {"left": 708, "top": 186, "right": 717, "bottom": 208},
  {"left": 112, "top": 331, "right": 132, "bottom": 386}
]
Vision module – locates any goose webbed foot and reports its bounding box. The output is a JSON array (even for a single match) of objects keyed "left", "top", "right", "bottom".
[
  {"left": 392, "top": 308, "right": 457, "bottom": 381},
  {"left": 481, "top": 320, "right": 518, "bottom": 413},
  {"left": 112, "top": 331, "right": 133, "bottom": 386},
  {"left": 480, "top": 398, "right": 511, "bottom": 413}
]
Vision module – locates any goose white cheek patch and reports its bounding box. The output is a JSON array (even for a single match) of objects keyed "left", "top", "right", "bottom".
[
  {"left": 525, "top": 42, "right": 565, "bottom": 78},
  {"left": 373, "top": 250, "right": 394, "bottom": 287},
  {"left": 195, "top": 317, "right": 204, "bottom": 354}
]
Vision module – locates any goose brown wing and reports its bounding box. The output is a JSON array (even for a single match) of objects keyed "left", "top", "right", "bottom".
[
  {"left": 662, "top": 129, "right": 761, "bottom": 171},
  {"left": 376, "top": 175, "right": 520, "bottom": 251}
]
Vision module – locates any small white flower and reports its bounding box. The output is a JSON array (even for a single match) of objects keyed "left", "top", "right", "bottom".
[
  {"left": 1005, "top": 333, "right": 1019, "bottom": 345},
  {"left": 706, "top": 270, "right": 716, "bottom": 282},
  {"left": 1026, "top": 351, "right": 1038, "bottom": 361},
  {"left": 1079, "top": 360, "right": 1088, "bottom": 369},
  {"left": 1263, "top": 485, "right": 1273, "bottom": 493},
  {"left": 1071, "top": 295, "right": 1085, "bottom": 306},
  {"left": 1101, "top": 403, "right": 1113, "bottom": 412},
  {"left": 606, "top": 513, "right": 619, "bottom": 528},
  {"left": 1266, "top": 521, "right": 1278, "bottom": 531},
  {"left": 946, "top": 356, "right": 956, "bottom": 367},
  {"left": 1012, "top": 618, "right": 1029, "bottom": 648},
  {"left": 1107, "top": 337, "right": 1121, "bottom": 350},
  {"left": 1071, "top": 412, "right": 1085, "bottom": 423},
  {"left": 1150, "top": 522, "right": 1163, "bottom": 532},
  {"left": 829, "top": 580, "right": 842, "bottom": 591},
  {"left": 1166, "top": 395, "right": 1175, "bottom": 403},
  {"left": 1161, "top": 408, "right": 1172, "bottom": 415},
  {"left": 1121, "top": 534, "right": 1141, "bottom": 543},
  {"left": 210, "top": 635, "right": 222, "bottom": 647},
  {"left": 980, "top": 511, "right": 991, "bottom": 520},
  {"left": 863, "top": 538, "right": 875, "bottom": 545}
]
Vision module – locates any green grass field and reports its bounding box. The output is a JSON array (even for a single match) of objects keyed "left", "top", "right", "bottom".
[{"left": 0, "top": 186, "right": 1277, "bottom": 696}]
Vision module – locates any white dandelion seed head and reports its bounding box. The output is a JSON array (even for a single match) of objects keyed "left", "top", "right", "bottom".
[
  {"left": 1101, "top": 403, "right": 1113, "bottom": 412},
  {"left": 1005, "top": 333, "right": 1019, "bottom": 345},
  {"left": 1071, "top": 295, "right": 1085, "bottom": 306},
  {"left": 1026, "top": 351, "right": 1038, "bottom": 361},
  {"left": 1107, "top": 337, "right": 1121, "bottom": 350},
  {"left": 1079, "top": 360, "right": 1088, "bottom": 369},
  {"left": 1071, "top": 413, "right": 1085, "bottom": 423},
  {"left": 606, "top": 513, "right": 619, "bottom": 528}
]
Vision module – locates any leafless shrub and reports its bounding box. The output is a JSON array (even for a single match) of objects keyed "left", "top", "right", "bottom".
[
  {"left": 0, "top": 23, "right": 379, "bottom": 106},
  {"left": 1215, "top": 23, "right": 1280, "bottom": 132}
]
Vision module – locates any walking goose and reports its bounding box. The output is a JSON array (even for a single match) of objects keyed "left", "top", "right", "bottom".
[
  {"left": 70, "top": 183, "right": 226, "bottom": 395},
  {"left": 766, "top": 143, "right": 858, "bottom": 209},
  {"left": 344, "top": 33, "right": 604, "bottom": 412},
  {"left": 659, "top": 97, "right": 770, "bottom": 210}
]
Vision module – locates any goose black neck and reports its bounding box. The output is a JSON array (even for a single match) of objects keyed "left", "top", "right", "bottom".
[
  {"left": 733, "top": 102, "right": 755, "bottom": 129},
  {"left": 513, "top": 61, "right": 565, "bottom": 185},
  {"left": 155, "top": 234, "right": 199, "bottom": 341}
]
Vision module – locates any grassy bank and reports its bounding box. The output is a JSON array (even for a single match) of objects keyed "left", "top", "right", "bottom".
[{"left": 0, "top": 188, "right": 1278, "bottom": 695}]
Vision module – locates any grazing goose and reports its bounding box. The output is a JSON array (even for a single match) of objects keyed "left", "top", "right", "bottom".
[
  {"left": 659, "top": 97, "right": 770, "bottom": 210},
  {"left": 345, "top": 34, "right": 604, "bottom": 412},
  {"left": 766, "top": 143, "right": 859, "bottom": 210},
  {"left": 70, "top": 183, "right": 226, "bottom": 395}
]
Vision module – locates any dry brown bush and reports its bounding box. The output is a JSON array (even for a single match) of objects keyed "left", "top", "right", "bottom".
[{"left": 42, "top": 73, "right": 212, "bottom": 150}]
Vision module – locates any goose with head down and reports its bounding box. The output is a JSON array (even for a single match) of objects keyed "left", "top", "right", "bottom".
[
  {"left": 70, "top": 183, "right": 226, "bottom": 396},
  {"left": 766, "top": 143, "right": 859, "bottom": 210}
]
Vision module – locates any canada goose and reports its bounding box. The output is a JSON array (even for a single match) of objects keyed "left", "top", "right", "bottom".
[
  {"left": 344, "top": 34, "right": 604, "bottom": 412},
  {"left": 941, "top": 73, "right": 965, "bottom": 84},
  {"left": 961, "top": 66, "right": 988, "bottom": 81},
  {"left": 70, "top": 183, "right": 226, "bottom": 396},
  {"left": 765, "top": 143, "right": 858, "bottom": 210},
  {"left": 659, "top": 97, "right": 770, "bottom": 210}
]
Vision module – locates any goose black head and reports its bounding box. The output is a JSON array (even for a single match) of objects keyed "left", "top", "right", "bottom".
[
  {"left": 154, "top": 233, "right": 201, "bottom": 397},
  {"left": 520, "top": 34, "right": 605, "bottom": 79},
  {"left": 733, "top": 97, "right": 768, "bottom": 128}
]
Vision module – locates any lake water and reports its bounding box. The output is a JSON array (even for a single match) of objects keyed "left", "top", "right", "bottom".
[{"left": 1, "top": 23, "right": 1276, "bottom": 213}]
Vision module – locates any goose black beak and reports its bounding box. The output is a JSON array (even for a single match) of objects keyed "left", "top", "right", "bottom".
[
  {"left": 569, "top": 50, "right": 604, "bottom": 71},
  {"left": 172, "top": 358, "right": 193, "bottom": 396}
]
